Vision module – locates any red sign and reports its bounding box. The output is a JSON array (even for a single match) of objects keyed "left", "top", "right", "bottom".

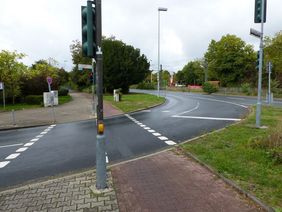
[{"left": 46, "top": 76, "right": 52, "bottom": 85}]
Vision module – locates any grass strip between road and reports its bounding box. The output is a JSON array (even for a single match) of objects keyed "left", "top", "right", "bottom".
[
  {"left": 181, "top": 106, "right": 282, "bottom": 211},
  {"left": 104, "top": 93, "right": 165, "bottom": 113}
]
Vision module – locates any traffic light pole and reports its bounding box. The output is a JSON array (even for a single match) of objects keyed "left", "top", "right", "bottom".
[
  {"left": 255, "top": 0, "right": 265, "bottom": 128},
  {"left": 95, "top": 0, "right": 107, "bottom": 190}
]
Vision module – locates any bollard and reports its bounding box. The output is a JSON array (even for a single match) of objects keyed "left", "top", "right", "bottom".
[{"left": 11, "top": 110, "right": 16, "bottom": 126}]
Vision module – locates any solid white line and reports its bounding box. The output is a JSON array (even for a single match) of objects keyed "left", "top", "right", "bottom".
[
  {"left": 192, "top": 96, "right": 248, "bottom": 109},
  {"left": 158, "top": 136, "right": 168, "bottom": 141},
  {"left": 173, "top": 101, "right": 200, "bottom": 116},
  {"left": 0, "top": 143, "right": 23, "bottom": 149},
  {"left": 165, "top": 140, "right": 177, "bottom": 146},
  {"left": 40, "top": 132, "right": 48, "bottom": 135},
  {"left": 16, "top": 147, "right": 28, "bottom": 152},
  {"left": 0, "top": 161, "right": 10, "bottom": 168},
  {"left": 30, "top": 138, "right": 39, "bottom": 142},
  {"left": 173, "top": 115, "right": 241, "bottom": 121},
  {"left": 24, "top": 142, "right": 34, "bottom": 147},
  {"left": 152, "top": 133, "right": 161, "bottom": 136},
  {"left": 5, "top": 153, "right": 20, "bottom": 160},
  {"left": 148, "top": 130, "right": 155, "bottom": 133}
]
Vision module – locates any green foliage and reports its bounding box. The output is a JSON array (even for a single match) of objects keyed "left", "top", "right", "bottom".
[
  {"left": 202, "top": 82, "right": 218, "bottom": 94},
  {"left": 58, "top": 87, "right": 69, "bottom": 96},
  {"left": 25, "top": 95, "right": 43, "bottom": 105},
  {"left": 176, "top": 60, "right": 204, "bottom": 85},
  {"left": 205, "top": 34, "right": 256, "bottom": 86},
  {"left": 136, "top": 82, "right": 156, "bottom": 90},
  {"left": 241, "top": 83, "right": 251, "bottom": 95}
]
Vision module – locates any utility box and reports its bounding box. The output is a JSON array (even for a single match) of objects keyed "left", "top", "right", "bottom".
[
  {"left": 113, "top": 89, "right": 121, "bottom": 102},
  {"left": 44, "top": 91, "right": 58, "bottom": 107}
]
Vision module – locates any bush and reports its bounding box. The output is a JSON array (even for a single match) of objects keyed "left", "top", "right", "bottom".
[
  {"left": 25, "top": 95, "right": 43, "bottom": 105},
  {"left": 136, "top": 82, "right": 155, "bottom": 90},
  {"left": 241, "top": 83, "right": 251, "bottom": 95},
  {"left": 58, "top": 87, "right": 69, "bottom": 96},
  {"left": 202, "top": 82, "right": 218, "bottom": 94}
]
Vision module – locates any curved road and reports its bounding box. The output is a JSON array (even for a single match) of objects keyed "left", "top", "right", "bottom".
[{"left": 0, "top": 90, "right": 277, "bottom": 189}]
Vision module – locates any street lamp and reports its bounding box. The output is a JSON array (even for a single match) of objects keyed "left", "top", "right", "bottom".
[{"left": 157, "top": 7, "right": 167, "bottom": 97}]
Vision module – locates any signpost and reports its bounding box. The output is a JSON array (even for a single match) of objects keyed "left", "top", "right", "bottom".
[{"left": 0, "top": 82, "right": 5, "bottom": 109}]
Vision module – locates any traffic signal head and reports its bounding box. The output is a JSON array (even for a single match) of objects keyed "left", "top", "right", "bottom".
[
  {"left": 81, "top": 1, "right": 96, "bottom": 58},
  {"left": 254, "top": 0, "right": 266, "bottom": 23}
]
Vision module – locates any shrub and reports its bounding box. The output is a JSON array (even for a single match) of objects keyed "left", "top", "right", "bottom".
[
  {"left": 58, "top": 87, "right": 69, "bottom": 96},
  {"left": 25, "top": 95, "right": 43, "bottom": 105},
  {"left": 241, "top": 83, "right": 251, "bottom": 95},
  {"left": 202, "top": 82, "right": 218, "bottom": 94},
  {"left": 136, "top": 82, "right": 155, "bottom": 90}
]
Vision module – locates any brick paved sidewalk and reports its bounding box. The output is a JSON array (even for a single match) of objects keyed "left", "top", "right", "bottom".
[
  {"left": 0, "top": 170, "right": 119, "bottom": 212},
  {"left": 112, "top": 150, "right": 262, "bottom": 212}
]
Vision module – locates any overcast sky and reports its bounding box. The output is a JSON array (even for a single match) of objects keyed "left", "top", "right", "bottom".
[{"left": 0, "top": 0, "right": 281, "bottom": 73}]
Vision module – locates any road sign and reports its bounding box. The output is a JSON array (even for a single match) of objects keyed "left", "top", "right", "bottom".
[
  {"left": 0, "top": 82, "right": 3, "bottom": 90},
  {"left": 46, "top": 76, "right": 52, "bottom": 85},
  {"left": 250, "top": 28, "right": 261, "bottom": 38},
  {"left": 78, "top": 64, "right": 93, "bottom": 71}
]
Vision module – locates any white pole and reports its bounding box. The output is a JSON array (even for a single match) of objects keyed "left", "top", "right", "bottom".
[{"left": 157, "top": 10, "right": 160, "bottom": 97}]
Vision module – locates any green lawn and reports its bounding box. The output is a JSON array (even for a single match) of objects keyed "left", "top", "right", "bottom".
[
  {"left": 104, "top": 93, "right": 165, "bottom": 113},
  {"left": 0, "top": 95, "right": 73, "bottom": 112},
  {"left": 181, "top": 106, "right": 282, "bottom": 211}
]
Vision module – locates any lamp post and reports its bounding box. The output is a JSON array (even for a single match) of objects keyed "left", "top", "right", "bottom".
[{"left": 157, "top": 7, "right": 167, "bottom": 97}]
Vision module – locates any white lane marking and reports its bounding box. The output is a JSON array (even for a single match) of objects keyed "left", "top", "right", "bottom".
[
  {"left": 36, "top": 135, "right": 43, "bottom": 138},
  {"left": 137, "top": 123, "right": 143, "bottom": 126},
  {"left": 152, "top": 133, "right": 161, "bottom": 136},
  {"left": 192, "top": 96, "right": 248, "bottom": 109},
  {"left": 142, "top": 110, "right": 151, "bottom": 112},
  {"left": 40, "top": 132, "right": 47, "bottom": 135},
  {"left": 105, "top": 152, "right": 109, "bottom": 164},
  {"left": 0, "top": 143, "right": 23, "bottom": 149},
  {"left": 140, "top": 125, "right": 146, "bottom": 127},
  {"left": 44, "top": 129, "right": 50, "bottom": 132},
  {"left": 16, "top": 147, "right": 28, "bottom": 152},
  {"left": 30, "top": 138, "right": 39, "bottom": 142},
  {"left": 5, "top": 153, "right": 20, "bottom": 160},
  {"left": 0, "top": 161, "right": 10, "bottom": 168},
  {"left": 162, "top": 110, "right": 170, "bottom": 113},
  {"left": 24, "top": 142, "right": 34, "bottom": 147},
  {"left": 172, "top": 101, "right": 200, "bottom": 117},
  {"left": 158, "top": 136, "right": 168, "bottom": 141},
  {"left": 172, "top": 115, "right": 241, "bottom": 121},
  {"left": 50, "top": 124, "right": 56, "bottom": 127},
  {"left": 148, "top": 130, "right": 155, "bottom": 133},
  {"left": 165, "top": 140, "right": 177, "bottom": 146},
  {"left": 144, "top": 127, "right": 151, "bottom": 130}
]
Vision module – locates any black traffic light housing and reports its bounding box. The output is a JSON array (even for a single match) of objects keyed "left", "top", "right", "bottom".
[
  {"left": 254, "top": 0, "right": 267, "bottom": 23},
  {"left": 81, "top": 1, "right": 96, "bottom": 58}
]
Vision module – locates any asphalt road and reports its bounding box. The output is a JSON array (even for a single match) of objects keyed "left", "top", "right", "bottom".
[{"left": 0, "top": 90, "right": 281, "bottom": 189}]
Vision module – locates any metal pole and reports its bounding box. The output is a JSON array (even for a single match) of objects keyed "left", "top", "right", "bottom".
[
  {"left": 256, "top": 0, "right": 265, "bottom": 128},
  {"left": 268, "top": 62, "right": 272, "bottom": 104},
  {"left": 95, "top": 0, "right": 107, "bottom": 190},
  {"left": 157, "top": 10, "right": 160, "bottom": 97},
  {"left": 3, "top": 85, "right": 5, "bottom": 110},
  {"left": 92, "top": 61, "right": 96, "bottom": 116}
]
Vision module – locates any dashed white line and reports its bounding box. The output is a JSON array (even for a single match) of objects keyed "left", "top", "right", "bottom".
[
  {"left": 24, "top": 142, "right": 34, "bottom": 147},
  {"left": 172, "top": 101, "right": 200, "bottom": 117},
  {"left": 40, "top": 132, "right": 48, "bottom": 135},
  {"left": 165, "top": 140, "right": 177, "bottom": 146},
  {"left": 50, "top": 124, "right": 56, "bottom": 127},
  {"left": 144, "top": 127, "right": 151, "bottom": 130},
  {"left": 30, "top": 138, "right": 39, "bottom": 142},
  {"left": 0, "top": 161, "right": 10, "bottom": 168},
  {"left": 5, "top": 153, "right": 20, "bottom": 160},
  {"left": 172, "top": 116, "right": 241, "bottom": 121},
  {"left": 16, "top": 147, "right": 28, "bottom": 152},
  {"left": 0, "top": 143, "right": 23, "bottom": 149},
  {"left": 152, "top": 133, "right": 161, "bottom": 136},
  {"left": 140, "top": 125, "right": 146, "bottom": 127},
  {"left": 36, "top": 135, "right": 43, "bottom": 138},
  {"left": 158, "top": 136, "right": 168, "bottom": 141},
  {"left": 148, "top": 130, "right": 155, "bottom": 133}
]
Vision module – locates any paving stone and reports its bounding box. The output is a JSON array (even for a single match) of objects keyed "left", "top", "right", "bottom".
[{"left": 77, "top": 202, "right": 90, "bottom": 210}]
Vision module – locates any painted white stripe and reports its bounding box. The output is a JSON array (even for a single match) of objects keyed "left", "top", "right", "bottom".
[
  {"left": 165, "top": 140, "right": 177, "bottom": 146},
  {"left": 24, "top": 142, "right": 34, "bottom": 147},
  {"left": 40, "top": 132, "right": 47, "bottom": 135},
  {"left": 16, "top": 147, "right": 28, "bottom": 152},
  {"left": 173, "top": 115, "right": 241, "bottom": 121},
  {"left": 144, "top": 127, "right": 151, "bottom": 130},
  {"left": 148, "top": 130, "right": 155, "bottom": 133},
  {"left": 36, "top": 135, "right": 43, "bottom": 138},
  {"left": 142, "top": 110, "right": 151, "bottom": 112},
  {"left": 5, "top": 153, "right": 20, "bottom": 160},
  {"left": 30, "top": 138, "right": 39, "bottom": 142},
  {"left": 0, "top": 143, "right": 23, "bottom": 149},
  {"left": 50, "top": 124, "right": 56, "bottom": 127},
  {"left": 140, "top": 125, "right": 146, "bottom": 127},
  {"left": 0, "top": 161, "right": 10, "bottom": 168},
  {"left": 162, "top": 110, "right": 170, "bottom": 113},
  {"left": 106, "top": 156, "right": 109, "bottom": 164},
  {"left": 158, "top": 136, "right": 168, "bottom": 141},
  {"left": 192, "top": 96, "right": 248, "bottom": 109},
  {"left": 137, "top": 123, "right": 143, "bottom": 126},
  {"left": 173, "top": 101, "right": 200, "bottom": 116},
  {"left": 152, "top": 133, "right": 161, "bottom": 136},
  {"left": 44, "top": 129, "right": 50, "bottom": 132}
]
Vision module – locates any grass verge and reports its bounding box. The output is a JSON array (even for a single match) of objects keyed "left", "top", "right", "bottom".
[
  {"left": 104, "top": 93, "right": 165, "bottom": 113},
  {"left": 0, "top": 95, "right": 73, "bottom": 112},
  {"left": 181, "top": 106, "right": 282, "bottom": 211}
]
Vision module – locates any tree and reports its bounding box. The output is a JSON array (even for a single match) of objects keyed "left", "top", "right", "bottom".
[
  {"left": 204, "top": 34, "right": 256, "bottom": 87},
  {"left": 264, "top": 31, "right": 282, "bottom": 86},
  {"left": 0, "top": 50, "right": 27, "bottom": 104}
]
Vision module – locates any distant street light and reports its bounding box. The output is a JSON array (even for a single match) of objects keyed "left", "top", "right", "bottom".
[{"left": 157, "top": 7, "right": 167, "bottom": 97}]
